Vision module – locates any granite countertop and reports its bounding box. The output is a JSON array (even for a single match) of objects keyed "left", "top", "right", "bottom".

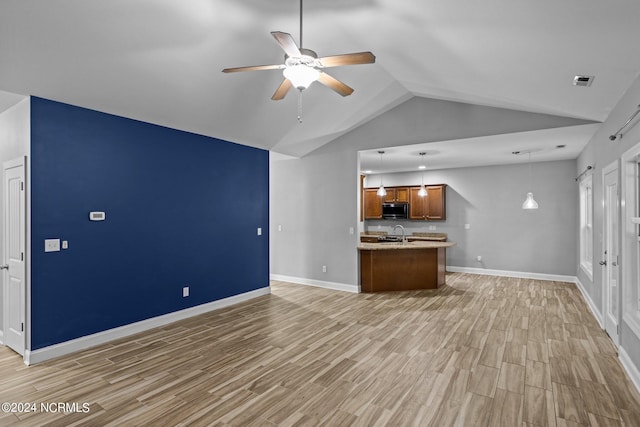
[
  {"left": 407, "top": 236, "right": 447, "bottom": 242},
  {"left": 361, "top": 232, "right": 448, "bottom": 242},
  {"left": 358, "top": 240, "right": 456, "bottom": 251}
]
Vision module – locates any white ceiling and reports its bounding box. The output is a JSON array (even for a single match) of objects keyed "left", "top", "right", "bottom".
[
  {"left": 1, "top": 1, "right": 640, "bottom": 167},
  {"left": 359, "top": 123, "right": 601, "bottom": 173}
]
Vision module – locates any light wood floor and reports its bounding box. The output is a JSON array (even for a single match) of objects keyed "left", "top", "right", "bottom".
[{"left": 1, "top": 273, "right": 640, "bottom": 426}]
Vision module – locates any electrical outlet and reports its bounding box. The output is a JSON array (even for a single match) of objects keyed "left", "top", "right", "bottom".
[
  {"left": 257, "top": 227, "right": 262, "bottom": 235},
  {"left": 464, "top": 224, "right": 471, "bottom": 230},
  {"left": 476, "top": 256, "right": 482, "bottom": 262},
  {"left": 278, "top": 224, "right": 282, "bottom": 232},
  {"left": 183, "top": 286, "right": 189, "bottom": 297},
  {"left": 322, "top": 265, "right": 327, "bottom": 273},
  {"left": 349, "top": 227, "right": 354, "bottom": 235},
  {"left": 62, "top": 240, "right": 68, "bottom": 249},
  {"left": 44, "top": 239, "right": 61, "bottom": 252}
]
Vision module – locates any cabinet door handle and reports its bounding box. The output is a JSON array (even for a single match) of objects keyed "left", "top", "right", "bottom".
[{"left": 599, "top": 260, "right": 607, "bottom": 266}]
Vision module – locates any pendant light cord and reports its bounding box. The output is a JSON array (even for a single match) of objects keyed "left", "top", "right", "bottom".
[
  {"left": 528, "top": 152, "right": 532, "bottom": 190},
  {"left": 379, "top": 151, "right": 384, "bottom": 187}
]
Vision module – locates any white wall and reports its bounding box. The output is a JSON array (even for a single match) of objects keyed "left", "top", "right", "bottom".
[
  {"left": 0, "top": 96, "right": 30, "bottom": 337},
  {"left": 270, "top": 95, "right": 589, "bottom": 288},
  {"left": 364, "top": 160, "right": 577, "bottom": 276},
  {"left": 577, "top": 73, "right": 640, "bottom": 386}
]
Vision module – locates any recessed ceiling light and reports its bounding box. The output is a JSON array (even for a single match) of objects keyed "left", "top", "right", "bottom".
[
  {"left": 418, "top": 165, "right": 426, "bottom": 170},
  {"left": 512, "top": 148, "right": 543, "bottom": 156},
  {"left": 573, "top": 75, "right": 594, "bottom": 87}
]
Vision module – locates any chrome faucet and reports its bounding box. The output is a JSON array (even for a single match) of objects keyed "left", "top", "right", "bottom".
[{"left": 392, "top": 224, "right": 406, "bottom": 244}]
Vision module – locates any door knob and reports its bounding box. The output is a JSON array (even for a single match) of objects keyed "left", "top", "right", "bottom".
[
  {"left": 599, "top": 260, "right": 607, "bottom": 266},
  {"left": 0, "top": 264, "right": 8, "bottom": 270}
]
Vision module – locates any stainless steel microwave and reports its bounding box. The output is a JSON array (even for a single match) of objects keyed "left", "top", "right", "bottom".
[{"left": 382, "top": 203, "right": 408, "bottom": 219}]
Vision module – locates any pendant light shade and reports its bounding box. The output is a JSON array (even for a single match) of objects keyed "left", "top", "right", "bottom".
[
  {"left": 522, "top": 151, "right": 539, "bottom": 210},
  {"left": 418, "top": 152, "right": 428, "bottom": 197},
  {"left": 377, "top": 150, "right": 386, "bottom": 196},
  {"left": 522, "top": 192, "right": 539, "bottom": 209}
]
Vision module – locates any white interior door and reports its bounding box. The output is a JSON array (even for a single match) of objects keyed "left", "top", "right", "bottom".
[
  {"left": 2, "top": 157, "right": 26, "bottom": 355},
  {"left": 603, "top": 165, "right": 620, "bottom": 346}
]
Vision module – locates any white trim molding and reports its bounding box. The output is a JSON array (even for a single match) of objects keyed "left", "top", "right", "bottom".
[
  {"left": 574, "top": 277, "right": 605, "bottom": 329},
  {"left": 446, "top": 266, "right": 577, "bottom": 283},
  {"left": 24, "top": 287, "right": 270, "bottom": 365},
  {"left": 0, "top": 330, "right": 4, "bottom": 345},
  {"left": 619, "top": 346, "right": 640, "bottom": 397},
  {"left": 270, "top": 274, "right": 359, "bottom": 293}
]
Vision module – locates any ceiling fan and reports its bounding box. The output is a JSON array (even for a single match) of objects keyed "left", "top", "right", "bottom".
[{"left": 222, "top": 0, "right": 375, "bottom": 120}]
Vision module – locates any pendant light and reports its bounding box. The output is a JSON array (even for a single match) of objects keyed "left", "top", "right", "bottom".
[
  {"left": 417, "top": 152, "right": 428, "bottom": 197},
  {"left": 376, "top": 151, "right": 387, "bottom": 197},
  {"left": 522, "top": 151, "right": 539, "bottom": 209}
]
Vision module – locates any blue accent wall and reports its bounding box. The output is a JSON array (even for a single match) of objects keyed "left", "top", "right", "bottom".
[{"left": 30, "top": 97, "right": 269, "bottom": 349}]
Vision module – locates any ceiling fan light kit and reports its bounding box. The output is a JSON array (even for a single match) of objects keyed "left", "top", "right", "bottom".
[
  {"left": 221, "top": 0, "right": 375, "bottom": 122},
  {"left": 283, "top": 64, "right": 319, "bottom": 90}
]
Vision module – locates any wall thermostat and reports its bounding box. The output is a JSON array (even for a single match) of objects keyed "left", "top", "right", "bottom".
[{"left": 89, "top": 211, "right": 106, "bottom": 221}]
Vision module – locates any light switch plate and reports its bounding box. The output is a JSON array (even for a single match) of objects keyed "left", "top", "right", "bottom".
[
  {"left": 257, "top": 227, "right": 262, "bottom": 235},
  {"left": 62, "top": 240, "right": 68, "bottom": 249},
  {"left": 45, "top": 239, "right": 61, "bottom": 252}
]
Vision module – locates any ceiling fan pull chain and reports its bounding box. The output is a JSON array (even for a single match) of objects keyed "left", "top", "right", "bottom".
[{"left": 297, "top": 89, "right": 303, "bottom": 123}]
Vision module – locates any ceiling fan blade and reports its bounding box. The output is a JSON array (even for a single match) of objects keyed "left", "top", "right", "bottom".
[
  {"left": 222, "top": 64, "right": 283, "bottom": 73},
  {"left": 271, "top": 31, "right": 302, "bottom": 58},
  {"left": 271, "top": 78, "right": 293, "bottom": 100},
  {"left": 318, "top": 52, "right": 376, "bottom": 68},
  {"left": 317, "top": 72, "right": 354, "bottom": 97}
]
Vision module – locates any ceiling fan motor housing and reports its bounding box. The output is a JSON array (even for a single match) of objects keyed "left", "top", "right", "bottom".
[{"left": 285, "top": 48, "right": 320, "bottom": 68}]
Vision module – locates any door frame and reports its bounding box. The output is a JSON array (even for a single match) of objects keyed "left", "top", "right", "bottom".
[
  {"left": 2, "top": 156, "right": 29, "bottom": 360},
  {"left": 602, "top": 160, "right": 620, "bottom": 346}
]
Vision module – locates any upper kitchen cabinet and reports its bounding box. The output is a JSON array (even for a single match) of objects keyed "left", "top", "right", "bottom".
[
  {"left": 409, "top": 184, "right": 447, "bottom": 220},
  {"left": 363, "top": 188, "right": 383, "bottom": 219},
  {"left": 383, "top": 187, "right": 409, "bottom": 203}
]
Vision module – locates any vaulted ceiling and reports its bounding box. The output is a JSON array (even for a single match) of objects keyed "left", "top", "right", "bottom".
[{"left": 1, "top": 1, "right": 640, "bottom": 165}]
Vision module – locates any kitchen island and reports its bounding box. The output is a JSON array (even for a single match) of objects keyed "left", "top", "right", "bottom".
[{"left": 358, "top": 240, "right": 456, "bottom": 292}]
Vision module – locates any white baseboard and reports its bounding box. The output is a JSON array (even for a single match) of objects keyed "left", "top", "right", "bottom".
[
  {"left": 0, "top": 330, "right": 4, "bottom": 345},
  {"left": 447, "top": 266, "right": 577, "bottom": 283},
  {"left": 574, "top": 276, "right": 604, "bottom": 328},
  {"left": 24, "top": 287, "right": 271, "bottom": 365},
  {"left": 619, "top": 346, "right": 640, "bottom": 397},
  {"left": 270, "top": 274, "right": 359, "bottom": 293}
]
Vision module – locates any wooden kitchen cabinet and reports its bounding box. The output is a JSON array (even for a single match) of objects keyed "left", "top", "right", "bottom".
[
  {"left": 409, "top": 188, "right": 427, "bottom": 219},
  {"left": 364, "top": 184, "right": 445, "bottom": 220},
  {"left": 409, "top": 184, "right": 446, "bottom": 220},
  {"left": 383, "top": 187, "right": 409, "bottom": 203},
  {"left": 425, "top": 185, "right": 445, "bottom": 220},
  {"left": 363, "top": 188, "right": 383, "bottom": 219}
]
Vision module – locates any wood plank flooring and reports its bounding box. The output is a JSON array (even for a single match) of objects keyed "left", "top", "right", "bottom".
[{"left": 1, "top": 273, "right": 640, "bottom": 426}]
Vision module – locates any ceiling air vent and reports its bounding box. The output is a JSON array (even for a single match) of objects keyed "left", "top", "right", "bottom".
[{"left": 573, "top": 75, "right": 594, "bottom": 87}]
